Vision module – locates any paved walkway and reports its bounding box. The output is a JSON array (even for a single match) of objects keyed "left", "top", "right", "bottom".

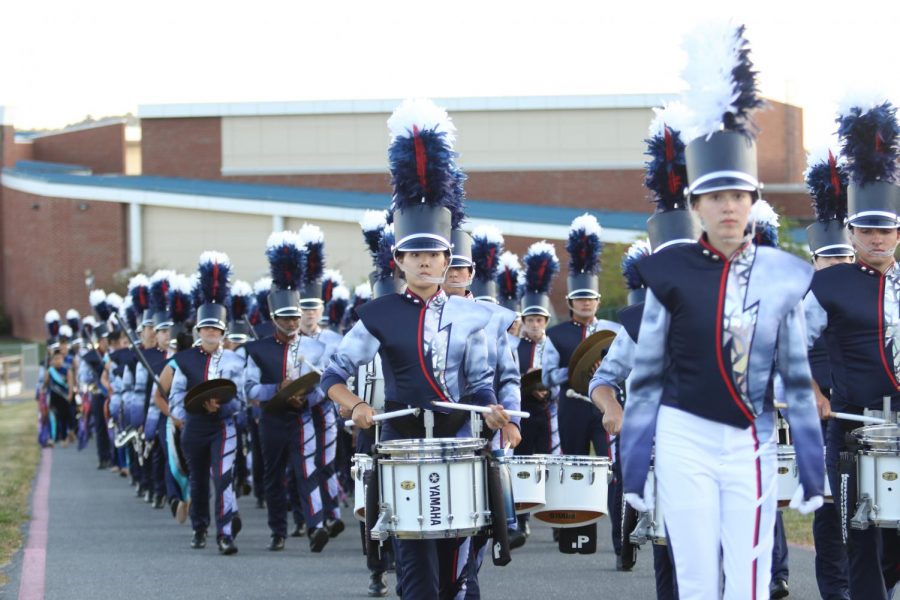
[{"left": 6, "top": 441, "right": 822, "bottom": 599}]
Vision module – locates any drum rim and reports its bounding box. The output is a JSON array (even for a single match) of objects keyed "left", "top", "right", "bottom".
[
  {"left": 376, "top": 437, "right": 485, "bottom": 456},
  {"left": 537, "top": 454, "right": 611, "bottom": 466},
  {"left": 378, "top": 456, "right": 485, "bottom": 465}
]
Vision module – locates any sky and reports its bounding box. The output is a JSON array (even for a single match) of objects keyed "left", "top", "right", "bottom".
[{"left": 1, "top": 0, "right": 898, "bottom": 151}]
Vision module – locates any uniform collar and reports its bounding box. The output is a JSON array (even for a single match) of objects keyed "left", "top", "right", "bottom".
[
  {"left": 698, "top": 234, "right": 752, "bottom": 262},
  {"left": 857, "top": 259, "right": 897, "bottom": 277},
  {"left": 403, "top": 288, "right": 446, "bottom": 307}
]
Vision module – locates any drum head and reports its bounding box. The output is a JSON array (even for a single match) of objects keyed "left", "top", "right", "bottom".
[
  {"left": 851, "top": 424, "right": 900, "bottom": 452},
  {"left": 184, "top": 378, "right": 236, "bottom": 415},
  {"left": 376, "top": 437, "right": 485, "bottom": 458},
  {"left": 568, "top": 330, "right": 617, "bottom": 395}
]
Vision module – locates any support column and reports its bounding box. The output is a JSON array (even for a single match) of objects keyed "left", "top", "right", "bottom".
[{"left": 128, "top": 202, "right": 142, "bottom": 268}]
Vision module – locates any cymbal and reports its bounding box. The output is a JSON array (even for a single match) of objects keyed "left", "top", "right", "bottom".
[
  {"left": 265, "top": 372, "right": 321, "bottom": 414},
  {"left": 568, "top": 330, "right": 618, "bottom": 395},
  {"left": 184, "top": 378, "right": 237, "bottom": 415}
]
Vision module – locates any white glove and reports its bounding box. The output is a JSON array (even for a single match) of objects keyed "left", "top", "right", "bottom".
[
  {"left": 624, "top": 475, "right": 656, "bottom": 513},
  {"left": 789, "top": 484, "right": 824, "bottom": 515}
]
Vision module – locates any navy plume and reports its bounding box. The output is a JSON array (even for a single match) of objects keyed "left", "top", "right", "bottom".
[
  {"left": 266, "top": 231, "right": 305, "bottom": 290},
  {"left": 149, "top": 271, "right": 174, "bottom": 313},
  {"left": 230, "top": 280, "right": 252, "bottom": 321},
  {"left": 45, "top": 310, "right": 61, "bottom": 338},
  {"left": 621, "top": 240, "right": 651, "bottom": 291},
  {"left": 128, "top": 274, "right": 151, "bottom": 313},
  {"left": 299, "top": 224, "right": 325, "bottom": 287},
  {"left": 523, "top": 242, "right": 559, "bottom": 294},
  {"left": 497, "top": 252, "right": 521, "bottom": 302},
  {"left": 327, "top": 286, "right": 350, "bottom": 328},
  {"left": 66, "top": 309, "right": 80, "bottom": 332},
  {"left": 805, "top": 149, "right": 849, "bottom": 223},
  {"left": 644, "top": 115, "right": 688, "bottom": 211},
  {"left": 566, "top": 214, "right": 603, "bottom": 275},
  {"left": 90, "top": 290, "right": 112, "bottom": 322},
  {"left": 360, "top": 210, "right": 388, "bottom": 256},
  {"left": 253, "top": 277, "right": 272, "bottom": 322},
  {"left": 837, "top": 100, "right": 900, "bottom": 186},
  {"left": 125, "top": 304, "right": 138, "bottom": 331},
  {"left": 374, "top": 225, "right": 397, "bottom": 280},
  {"left": 195, "top": 251, "right": 231, "bottom": 306},
  {"left": 387, "top": 99, "right": 466, "bottom": 229},
  {"left": 471, "top": 225, "right": 504, "bottom": 283},
  {"left": 168, "top": 275, "right": 193, "bottom": 324}
]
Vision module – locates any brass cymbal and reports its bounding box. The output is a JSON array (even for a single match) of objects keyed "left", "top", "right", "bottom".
[
  {"left": 568, "top": 330, "right": 617, "bottom": 395},
  {"left": 184, "top": 378, "right": 237, "bottom": 415},
  {"left": 265, "top": 372, "right": 321, "bottom": 414}
]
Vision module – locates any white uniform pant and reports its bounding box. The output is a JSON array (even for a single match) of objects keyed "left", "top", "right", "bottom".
[{"left": 656, "top": 406, "right": 777, "bottom": 600}]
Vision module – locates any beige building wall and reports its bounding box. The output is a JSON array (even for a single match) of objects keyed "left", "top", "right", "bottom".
[
  {"left": 221, "top": 108, "right": 654, "bottom": 174},
  {"left": 142, "top": 206, "right": 273, "bottom": 281},
  {"left": 284, "top": 217, "right": 372, "bottom": 288}
]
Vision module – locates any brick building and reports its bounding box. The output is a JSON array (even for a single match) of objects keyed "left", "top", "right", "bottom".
[{"left": 1, "top": 95, "right": 811, "bottom": 340}]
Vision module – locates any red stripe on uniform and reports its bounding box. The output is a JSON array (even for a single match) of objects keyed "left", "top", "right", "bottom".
[
  {"left": 417, "top": 303, "right": 448, "bottom": 402},
  {"left": 750, "top": 423, "right": 762, "bottom": 599},
  {"left": 876, "top": 274, "right": 900, "bottom": 390}
]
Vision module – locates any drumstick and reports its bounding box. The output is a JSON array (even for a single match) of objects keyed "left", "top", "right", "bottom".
[
  {"left": 298, "top": 356, "right": 323, "bottom": 375},
  {"left": 830, "top": 412, "right": 887, "bottom": 425},
  {"left": 343, "top": 407, "right": 419, "bottom": 428},
  {"left": 566, "top": 389, "right": 593, "bottom": 403},
  {"left": 431, "top": 401, "right": 530, "bottom": 419}
]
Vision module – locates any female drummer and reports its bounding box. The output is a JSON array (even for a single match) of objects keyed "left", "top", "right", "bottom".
[
  {"left": 321, "top": 99, "right": 509, "bottom": 599},
  {"left": 619, "top": 24, "right": 823, "bottom": 599}
]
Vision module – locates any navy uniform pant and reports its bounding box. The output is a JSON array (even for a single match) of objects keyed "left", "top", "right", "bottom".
[
  {"left": 259, "top": 411, "right": 327, "bottom": 537},
  {"left": 516, "top": 399, "right": 553, "bottom": 456},
  {"left": 247, "top": 412, "right": 265, "bottom": 502},
  {"left": 813, "top": 501, "right": 850, "bottom": 599},
  {"left": 181, "top": 415, "right": 238, "bottom": 539},
  {"left": 394, "top": 537, "right": 472, "bottom": 600},
  {"left": 653, "top": 543, "right": 678, "bottom": 600},
  {"left": 557, "top": 393, "right": 608, "bottom": 457},
  {"left": 771, "top": 511, "right": 788, "bottom": 581},
  {"left": 91, "top": 393, "right": 111, "bottom": 463},
  {"left": 826, "top": 416, "right": 900, "bottom": 600}
]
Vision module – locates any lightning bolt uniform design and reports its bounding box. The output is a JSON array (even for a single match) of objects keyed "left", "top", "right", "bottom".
[
  {"left": 722, "top": 247, "right": 760, "bottom": 418},
  {"left": 883, "top": 264, "right": 900, "bottom": 380}
]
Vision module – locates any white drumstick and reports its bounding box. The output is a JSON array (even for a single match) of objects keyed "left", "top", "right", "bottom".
[
  {"left": 298, "top": 356, "right": 323, "bottom": 375},
  {"left": 431, "top": 401, "right": 530, "bottom": 419},
  {"left": 830, "top": 412, "right": 887, "bottom": 425},
  {"left": 343, "top": 407, "right": 418, "bottom": 428},
  {"left": 566, "top": 388, "right": 593, "bottom": 403}
]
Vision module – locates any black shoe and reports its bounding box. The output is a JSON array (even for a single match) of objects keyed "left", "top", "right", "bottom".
[
  {"left": 190, "top": 530, "right": 207, "bottom": 549},
  {"left": 169, "top": 498, "right": 179, "bottom": 519},
  {"left": 325, "top": 517, "right": 345, "bottom": 538},
  {"left": 368, "top": 571, "right": 388, "bottom": 597},
  {"left": 241, "top": 482, "right": 252, "bottom": 496},
  {"left": 231, "top": 515, "right": 242, "bottom": 539},
  {"left": 217, "top": 536, "right": 238, "bottom": 555},
  {"left": 291, "top": 523, "right": 307, "bottom": 538},
  {"left": 255, "top": 497, "right": 265, "bottom": 509},
  {"left": 508, "top": 528, "right": 527, "bottom": 550},
  {"left": 521, "top": 519, "right": 531, "bottom": 538},
  {"left": 309, "top": 527, "right": 330, "bottom": 552},
  {"left": 552, "top": 528, "right": 560, "bottom": 542},
  {"left": 97, "top": 460, "right": 109, "bottom": 470},
  {"left": 268, "top": 535, "right": 286, "bottom": 551},
  {"left": 770, "top": 578, "right": 789, "bottom": 599},
  {"left": 616, "top": 553, "right": 633, "bottom": 572},
  {"left": 144, "top": 490, "right": 153, "bottom": 504},
  {"left": 136, "top": 484, "right": 146, "bottom": 498},
  {"left": 153, "top": 494, "right": 165, "bottom": 509}
]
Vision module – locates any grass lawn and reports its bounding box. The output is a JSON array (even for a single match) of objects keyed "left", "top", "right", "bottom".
[
  {"left": 782, "top": 508, "right": 815, "bottom": 547},
  {"left": 0, "top": 401, "right": 40, "bottom": 586}
]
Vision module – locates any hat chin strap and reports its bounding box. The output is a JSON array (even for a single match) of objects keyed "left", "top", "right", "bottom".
[
  {"left": 848, "top": 231, "right": 899, "bottom": 259},
  {"left": 274, "top": 321, "right": 300, "bottom": 338},
  {"left": 397, "top": 261, "right": 449, "bottom": 285}
]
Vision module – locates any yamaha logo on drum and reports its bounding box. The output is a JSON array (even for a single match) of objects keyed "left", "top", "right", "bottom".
[
  {"left": 517, "top": 471, "right": 530, "bottom": 480},
  {"left": 400, "top": 481, "right": 416, "bottom": 490},
  {"left": 429, "top": 472, "right": 441, "bottom": 525},
  {"left": 777, "top": 467, "right": 789, "bottom": 475},
  {"left": 571, "top": 472, "right": 584, "bottom": 481},
  {"left": 883, "top": 472, "right": 898, "bottom": 481}
]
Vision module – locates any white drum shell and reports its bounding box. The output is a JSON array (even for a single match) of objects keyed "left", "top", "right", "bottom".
[
  {"left": 857, "top": 452, "right": 900, "bottom": 526},
  {"left": 378, "top": 454, "right": 489, "bottom": 539},
  {"left": 532, "top": 455, "right": 611, "bottom": 528},
  {"left": 507, "top": 456, "right": 547, "bottom": 514},
  {"left": 776, "top": 445, "right": 799, "bottom": 508}
]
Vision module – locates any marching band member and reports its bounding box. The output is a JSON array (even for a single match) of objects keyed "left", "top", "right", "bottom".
[
  {"left": 247, "top": 275, "right": 274, "bottom": 509},
  {"left": 803, "top": 96, "right": 900, "bottom": 599},
  {"left": 803, "top": 144, "right": 854, "bottom": 599},
  {"left": 81, "top": 290, "right": 113, "bottom": 469},
  {"left": 250, "top": 277, "right": 276, "bottom": 339},
  {"left": 620, "top": 24, "right": 823, "bottom": 599},
  {"left": 168, "top": 252, "right": 245, "bottom": 554},
  {"left": 322, "top": 99, "right": 508, "bottom": 599},
  {"left": 243, "top": 231, "right": 334, "bottom": 553}
]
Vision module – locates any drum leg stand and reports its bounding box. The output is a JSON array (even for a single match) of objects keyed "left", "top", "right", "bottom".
[
  {"left": 370, "top": 509, "right": 393, "bottom": 541},
  {"left": 850, "top": 495, "right": 872, "bottom": 530}
]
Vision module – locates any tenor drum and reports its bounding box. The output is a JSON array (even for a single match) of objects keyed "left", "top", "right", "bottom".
[
  {"left": 852, "top": 424, "right": 900, "bottom": 528},
  {"left": 777, "top": 445, "right": 799, "bottom": 508},
  {"left": 507, "top": 455, "right": 547, "bottom": 514},
  {"left": 532, "top": 455, "right": 611, "bottom": 528},
  {"left": 375, "top": 438, "right": 489, "bottom": 539},
  {"left": 351, "top": 454, "right": 374, "bottom": 521}
]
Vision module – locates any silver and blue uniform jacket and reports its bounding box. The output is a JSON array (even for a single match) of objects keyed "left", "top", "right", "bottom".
[
  {"left": 78, "top": 348, "right": 109, "bottom": 395},
  {"left": 168, "top": 346, "right": 245, "bottom": 422},
  {"left": 481, "top": 301, "right": 522, "bottom": 426},
  {"left": 542, "top": 318, "right": 622, "bottom": 396},
  {"left": 621, "top": 239, "right": 824, "bottom": 500},
  {"left": 242, "top": 335, "right": 328, "bottom": 414},
  {"left": 123, "top": 346, "right": 167, "bottom": 425},
  {"left": 804, "top": 261, "right": 900, "bottom": 409},
  {"left": 321, "top": 289, "right": 497, "bottom": 440}
]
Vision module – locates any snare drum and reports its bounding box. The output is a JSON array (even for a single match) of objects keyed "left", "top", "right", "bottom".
[
  {"left": 852, "top": 424, "right": 900, "bottom": 528},
  {"left": 532, "top": 455, "right": 611, "bottom": 528},
  {"left": 776, "top": 445, "right": 799, "bottom": 508},
  {"left": 507, "top": 455, "right": 547, "bottom": 514},
  {"left": 351, "top": 454, "right": 374, "bottom": 521},
  {"left": 375, "top": 438, "right": 489, "bottom": 539}
]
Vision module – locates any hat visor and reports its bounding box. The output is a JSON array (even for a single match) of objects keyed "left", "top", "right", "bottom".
[
  {"left": 271, "top": 307, "right": 302, "bottom": 318},
  {"left": 449, "top": 256, "right": 474, "bottom": 268},
  {"left": 299, "top": 299, "right": 324, "bottom": 310},
  {"left": 847, "top": 215, "right": 900, "bottom": 229},
  {"left": 226, "top": 334, "right": 249, "bottom": 343},
  {"left": 153, "top": 321, "right": 174, "bottom": 331},
  {"left": 521, "top": 307, "right": 550, "bottom": 318},
  {"left": 812, "top": 245, "right": 855, "bottom": 257},
  {"left": 690, "top": 177, "right": 758, "bottom": 197},
  {"left": 195, "top": 318, "right": 226, "bottom": 330},
  {"left": 567, "top": 290, "right": 601, "bottom": 300},
  {"left": 395, "top": 235, "right": 451, "bottom": 253}
]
